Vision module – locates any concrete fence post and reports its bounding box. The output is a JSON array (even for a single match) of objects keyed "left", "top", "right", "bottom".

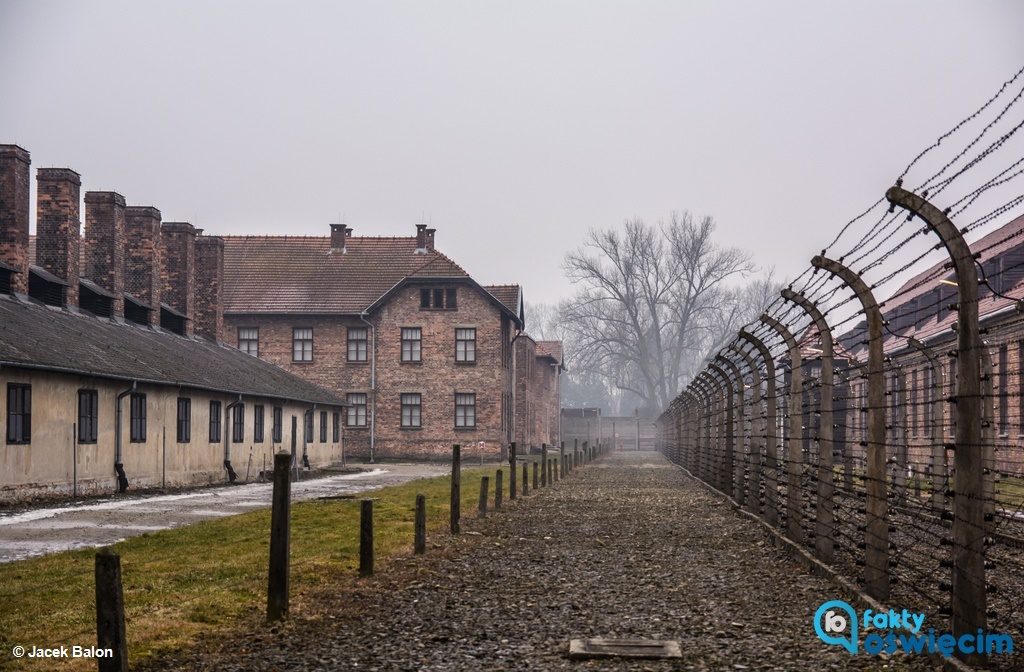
[{"left": 740, "top": 329, "right": 780, "bottom": 528}]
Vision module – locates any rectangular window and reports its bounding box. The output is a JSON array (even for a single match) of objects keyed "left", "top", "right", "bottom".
[
  {"left": 319, "top": 410, "right": 327, "bottom": 443},
  {"left": 455, "top": 392, "right": 476, "bottom": 428},
  {"left": 176, "top": 397, "right": 191, "bottom": 443},
  {"left": 999, "top": 344, "right": 1009, "bottom": 435},
  {"left": 913, "top": 370, "right": 921, "bottom": 438},
  {"left": 347, "top": 393, "right": 367, "bottom": 427},
  {"left": 273, "top": 406, "right": 283, "bottom": 443},
  {"left": 254, "top": 404, "right": 265, "bottom": 442},
  {"left": 420, "top": 286, "right": 457, "bottom": 310},
  {"left": 78, "top": 389, "right": 98, "bottom": 443},
  {"left": 130, "top": 393, "right": 147, "bottom": 443},
  {"left": 232, "top": 404, "right": 245, "bottom": 443},
  {"left": 238, "top": 327, "right": 259, "bottom": 357},
  {"left": 292, "top": 327, "right": 313, "bottom": 362},
  {"left": 455, "top": 328, "right": 476, "bottom": 363},
  {"left": 304, "top": 410, "right": 313, "bottom": 443},
  {"left": 332, "top": 412, "right": 340, "bottom": 442},
  {"left": 401, "top": 327, "right": 422, "bottom": 362},
  {"left": 6, "top": 384, "right": 30, "bottom": 444},
  {"left": 347, "top": 327, "right": 368, "bottom": 362},
  {"left": 924, "top": 366, "right": 934, "bottom": 436},
  {"left": 210, "top": 400, "right": 222, "bottom": 442},
  {"left": 1019, "top": 341, "right": 1024, "bottom": 434},
  {"left": 401, "top": 393, "right": 422, "bottom": 428}
]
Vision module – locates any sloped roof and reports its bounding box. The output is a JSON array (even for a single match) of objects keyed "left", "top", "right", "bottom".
[
  {"left": 536, "top": 340, "right": 563, "bottom": 364},
  {"left": 221, "top": 235, "right": 469, "bottom": 314},
  {"left": 482, "top": 285, "right": 522, "bottom": 318},
  {"left": 0, "top": 294, "right": 343, "bottom": 405}
]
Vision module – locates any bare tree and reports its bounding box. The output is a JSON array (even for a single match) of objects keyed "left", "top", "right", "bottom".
[{"left": 560, "top": 212, "right": 760, "bottom": 412}]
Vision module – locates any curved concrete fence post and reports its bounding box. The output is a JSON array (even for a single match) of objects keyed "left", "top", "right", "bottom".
[{"left": 739, "top": 329, "right": 780, "bottom": 528}]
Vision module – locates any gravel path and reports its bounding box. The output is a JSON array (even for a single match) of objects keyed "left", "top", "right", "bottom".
[{"left": 145, "top": 451, "right": 942, "bottom": 671}]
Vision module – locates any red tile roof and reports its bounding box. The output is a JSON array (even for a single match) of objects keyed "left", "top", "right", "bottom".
[
  {"left": 536, "top": 340, "right": 563, "bottom": 364},
  {"left": 482, "top": 284, "right": 522, "bottom": 319},
  {"left": 221, "top": 235, "right": 468, "bottom": 314}
]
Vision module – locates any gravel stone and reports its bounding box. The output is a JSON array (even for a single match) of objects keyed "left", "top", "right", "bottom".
[{"left": 141, "top": 451, "right": 944, "bottom": 671}]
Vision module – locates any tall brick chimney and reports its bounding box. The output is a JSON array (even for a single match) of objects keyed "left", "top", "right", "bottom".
[
  {"left": 415, "top": 223, "right": 427, "bottom": 253},
  {"left": 161, "top": 222, "right": 197, "bottom": 335},
  {"left": 36, "top": 168, "right": 81, "bottom": 306},
  {"left": 84, "top": 191, "right": 126, "bottom": 317},
  {"left": 0, "top": 145, "right": 31, "bottom": 294},
  {"left": 425, "top": 227, "right": 436, "bottom": 252},
  {"left": 194, "top": 235, "right": 224, "bottom": 341},
  {"left": 330, "top": 224, "right": 351, "bottom": 252},
  {"left": 124, "top": 206, "right": 162, "bottom": 324}
]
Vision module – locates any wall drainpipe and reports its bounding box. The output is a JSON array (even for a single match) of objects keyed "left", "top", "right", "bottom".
[
  {"left": 359, "top": 311, "right": 376, "bottom": 463},
  {"left": 114, "top": 382, "right": 136, "bottom": 493},
  {"left": 224, "top": 395, "right": 242, "bottom": 483},
  {"left": 303, "top": 404, "right": 314, "bottom": 469}
]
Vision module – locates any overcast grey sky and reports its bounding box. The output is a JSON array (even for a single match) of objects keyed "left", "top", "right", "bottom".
[{"left": 2, "top": 1, "right": 1022, "bottom": 305}]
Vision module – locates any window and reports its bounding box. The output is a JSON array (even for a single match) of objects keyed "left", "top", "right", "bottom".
[
  {"left": 347, "top": 393, "right": 367, "bottom": 427},
  {"left": 177, "top": 397, "right": 191, "bottom": 443},
  {"left": 455, "top": 328, "right": 476, "bottom": 363},
  {"left": 273, "top": 406, "right": 283, "bottom": 443},
  {"left": 6, "top": 384, "right": 30, "bottom": 444},
  {"left": 401, "top": 393, "right": 421, "bottom": 428},
  {"left": 455, "top": 393, "right": 476, "bottom": 428},
  {"left": 348, "top": 327, "right": 368, "bottom": 362},
  {"left": 908, "top": 371, "right": 917, "bottom": 438},
  {"left": 78, "top": 389, "right": 98, "bottom": 443},
  {"left": 999, "top": 344, "right": 1009, "bottom": 435},
  {"left": 401, "top": 327, "right": 422, "bottom": 362},
  {"left": 319, "top": 410, "right": 327, "bottom": 443},
  {"left": 130, "top": 393, "right": 147, "bottom": 443},
  {"left": 238, "top": 328, "right": 259, "bottom": 357},
  {"left": 419, "top": 286, "right": 457, "bottom": 310},
  {"left": 304, "top": 410, "right": 313, "bottom": 443},
  {"left": 292, "top": 328, "right": 313, "bottom": 362},
  {"left": 254, "top": 405, "right": 265, "bottom": 442},
  {"left": 210, "top": 400, "right": 222, "bottom": 442},
  {"left": 333, "top": 412, "right": 340, "bottom": 442},
  {"left": 232, "top": 404, "right": 245, "bottom": 443}
]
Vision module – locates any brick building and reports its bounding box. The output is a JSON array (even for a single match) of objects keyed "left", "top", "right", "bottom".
[
  {"left": 1, "top": 145, "right": 345, "bottom": 502},
  {"left": 219, "top": 226, "right": 543, "bottom": 460},
  {"left": 835, "top": 211, "right": 1024, "bottom": 478},
  {"left": 513, "top": 336, "right": 564, "bottom": 450}
]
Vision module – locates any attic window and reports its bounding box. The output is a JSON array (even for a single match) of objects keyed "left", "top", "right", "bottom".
[
  {"left": 80, "top": 280, "right": 114, "bottom": 318},
  {"left": 124, "top": 296, "right": 152, "bottom": 326},
  {"left": 28, "top": 267, "right": 66, "bottom": 307},
  {"left": 420, "top": 286, "right": 457, "bottom": 310},
  {"left": 0, "top": 268, "right": 12, "bottom": 295},
  {"left": 160, "top": 303, "right": 188, "bottom": 336}
]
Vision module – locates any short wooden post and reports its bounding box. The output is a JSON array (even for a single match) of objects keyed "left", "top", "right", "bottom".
[
  {"left": 450, "top": 444, "right": 461, "bottom": 535},
  {"left": 532, "top": 461, "right": 539, "bottom": 490},
  {"left": 554, "top": 458, "right": 560, "bottom": 482},
  {"left": 414, "top": 494, "right": 426, "bottom": 554},
  {"left": 508, "top": 442, "right": 517, "bottom": 501},
  {"left": 267, "top": 451, "right": 291, "bottom": 622},
  {"left": 522, "top": 462, "right": 529, "bottom": 495},
  {"left": 548, "top": 459, "right": 554, "bottom": 483},
  {"left": 478, "top": 475, "right": 490, "bottom": 517},
  {"left": 359, "top": 499, "right": 374, "bottom": 576},
  {"left": 541, "top": 443, "right": 548, "bottom": 486},
  {"left": 95, "top": 550, "right": 128, "bottom": 672},
  {"left": 495, "top": 469, "right": 503, "bottom": 509}
]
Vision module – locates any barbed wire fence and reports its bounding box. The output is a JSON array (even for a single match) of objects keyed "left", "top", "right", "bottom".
[{"left": 657, "top": 65, "right": 1024, "bottom": 669}]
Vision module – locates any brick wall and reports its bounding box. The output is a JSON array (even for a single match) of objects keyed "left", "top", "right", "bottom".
[
  {"left": 36, "top": 168, "right": 81, "bottom": 306},
  {"left": 161, "top": 222, "right": 197, "bottom": 334},
  {"left": 0, "top": 145, "right": 31, "bottom": 294},
  {"left": 124, "top": 206, "right": 162, "bottom": 322},
  {"left": 225, "top": 281, "right": 515, "bottom": 460},
  {"left": 83, "top": 191, "right": 126, "bottom": 316},
  {"left": 194, "top": 236, "right": 224, "bottom": 341}
]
